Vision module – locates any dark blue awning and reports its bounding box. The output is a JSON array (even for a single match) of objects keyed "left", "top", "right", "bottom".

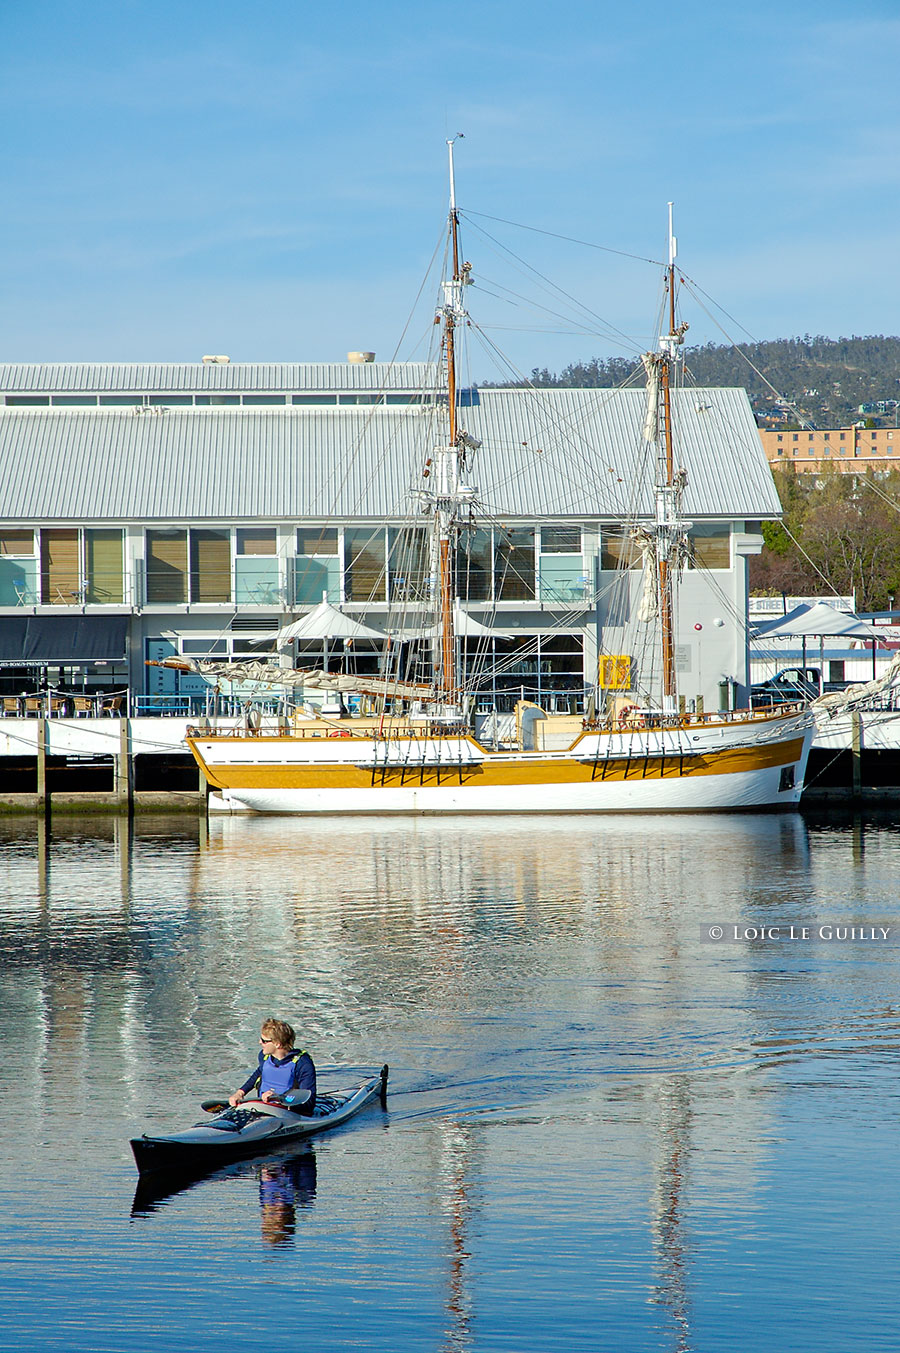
[{"left": 0, "top": 616, "right": 128, "bottom": 665}]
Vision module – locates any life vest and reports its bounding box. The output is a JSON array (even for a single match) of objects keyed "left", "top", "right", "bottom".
[{"left": 257, "top": 1051, "right": 305, "bottom": 1098}]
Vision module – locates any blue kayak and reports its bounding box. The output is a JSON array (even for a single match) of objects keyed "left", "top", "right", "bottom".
[{"left": 131, "top": 1065, "right": 388, "bottom": 1175}]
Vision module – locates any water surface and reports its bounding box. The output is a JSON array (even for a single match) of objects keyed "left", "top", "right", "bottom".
[{"left": 1, "top": 811, "right": 898, "bottom": 1351}]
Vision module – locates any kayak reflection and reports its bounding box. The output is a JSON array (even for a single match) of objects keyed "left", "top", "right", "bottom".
[{"left": 130, "top": 1145, "right": 317, "bottom": 1226}]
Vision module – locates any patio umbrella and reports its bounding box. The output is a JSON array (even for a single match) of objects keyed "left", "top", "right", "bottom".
[
  {"left": 752, "top": 602, "right": 883, "bottom": 685},
  {"left": 275, "top": 598, "right": 388, "bottom": 647}
]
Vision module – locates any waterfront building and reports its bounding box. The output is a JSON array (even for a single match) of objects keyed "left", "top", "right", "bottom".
[
  {"left": 0, "top": 360, "right": 778, "bottom": 713},
  {"left": 759, "top": 425, "right": 900, "bottom": 473}
]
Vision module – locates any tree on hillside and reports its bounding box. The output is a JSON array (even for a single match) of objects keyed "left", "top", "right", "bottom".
[{"left": 749, "top": 467, "right": 900, "bottom": 609}]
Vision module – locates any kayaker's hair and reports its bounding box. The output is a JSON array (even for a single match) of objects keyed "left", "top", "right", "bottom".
[{"left": 261, "top": 1018, "right": 295, "bottom": 1049}]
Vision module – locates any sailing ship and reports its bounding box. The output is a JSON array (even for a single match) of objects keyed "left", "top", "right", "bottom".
[{"left": 181, "top": 145, "right": 814, "bottom": 815}]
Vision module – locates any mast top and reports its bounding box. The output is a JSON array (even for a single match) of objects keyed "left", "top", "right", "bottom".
[{"left": 447, "top": 133, "right": 464, "bottom": 214}]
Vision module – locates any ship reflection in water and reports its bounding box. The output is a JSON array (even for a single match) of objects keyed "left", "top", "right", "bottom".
[{"left": 2, "top": 809, "right": 900, "bottom": 1351}]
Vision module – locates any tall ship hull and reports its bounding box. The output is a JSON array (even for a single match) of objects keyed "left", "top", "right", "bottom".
[{"left": 188, "top": 710, "right": 813, "bottom": 816}]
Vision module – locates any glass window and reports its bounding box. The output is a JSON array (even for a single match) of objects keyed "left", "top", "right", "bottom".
[
  {"left": 181, "top": 639, "right": 228, "bottom": 655},
  {"left": 190, "top": 529, "right": 231, "bottom": 603},
  {"left": 0, "top": 528, "right": 35, "bottom": 555},
  {"left": 6, "top": 396, "right": 49, "bottom": 406},
  {"left": 345, "top": 528, "right": 386, "bottom": 602},
  {"left": 495, "top": 528, "right": 534, "bottom": 601},
  {"left": 203, "top": 395, "right": 241, "bottom": 406},
  {"left": 147, "top": 395, "right": 194, "bottom": 407},
  {"left": 41, "top": 528, "right": 80, "bottom": 604},
  {"left": 601, "top": 532, "right": 643, "bottom": 570},
  {"left": 242, "top": 395, "right": 286, "bottom": 406},
  {"left": 338, "top": 394, "right": 384, "bottom": 405},
  {"left": 99, "top": 396, "right": 142, "bottom": 406},
  {"left": 541, "top": 526, "right": 581, "bottom": 553},
  {"left": 51, "top": 396, "right": 98, "bottom": 406},
  {"left": 458, "top": 528, "right": 492, "bottom": 601},
  {"left": 233, "top": 638, "right": 276, "bottom": 653},
  {"left": 237, "top": 529, "right": 277, "bottom": 556},
  {"left": 297, "top": 528, "right": 338, "bottom": 556},
  {"left": 388, "top": 526, "right": 429, "bottom": 601},
  {"left": 85, "top": 529, "right": 124, "bottom": 604},
  {"left": 146, "top": 530, "right": 188, "bottom": 604},
  {"left": 690, "top": 525, "right": 730, "bottom": 570},
  {"left": 291, "top": 394, "right": 338, "bottom": 405}
]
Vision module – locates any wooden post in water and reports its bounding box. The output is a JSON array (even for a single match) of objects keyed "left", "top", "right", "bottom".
[
  {"left": 36, "top": 716, "right": 48, "bottom": 812},
  {"left": 116, "top": 717, "right": 133, "bottom": 811},
  {"left": 851, "top": 710, "right": 862, "bottom": 799}
]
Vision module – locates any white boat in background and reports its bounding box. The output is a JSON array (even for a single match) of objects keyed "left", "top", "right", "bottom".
[{"left": 182, "top": 147, "right": 814, "bottom": 816}]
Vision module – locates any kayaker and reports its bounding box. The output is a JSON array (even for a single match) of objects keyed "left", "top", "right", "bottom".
[{"left": 228, "top": 1019, "right": 316, "bottom": 1114}]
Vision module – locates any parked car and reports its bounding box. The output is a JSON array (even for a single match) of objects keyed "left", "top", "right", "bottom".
[{"left": 750, "top": 667, "right": 848, "bottom": 707}]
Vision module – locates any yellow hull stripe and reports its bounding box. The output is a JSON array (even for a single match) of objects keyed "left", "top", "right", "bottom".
[{"left": 190, "top": 737, "right": 806, "bottom": 792}]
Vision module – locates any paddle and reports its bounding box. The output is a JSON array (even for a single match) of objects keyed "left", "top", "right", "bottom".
[{"left": 200, "top": 1089, "right": 311, "bottom": 1113}]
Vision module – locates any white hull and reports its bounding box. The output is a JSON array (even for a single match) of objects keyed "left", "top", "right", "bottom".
[{"left": 209, "top": 763, "right": 804, "bottom": 815}]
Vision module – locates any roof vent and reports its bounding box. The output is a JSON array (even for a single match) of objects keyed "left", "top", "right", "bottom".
[
  {"left": 347, "top": 351, "right": 375, "bottom": 364},
  {"left": 202, "top": 355, "right": 231, "bottom": 364}
]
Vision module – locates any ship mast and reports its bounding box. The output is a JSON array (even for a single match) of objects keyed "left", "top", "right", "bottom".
[
  {"left": 426, "top": 136, "right": 479, "bottom": 704},
  {"left": 652, "top": 204, "right": 688, "bottom": 707}
]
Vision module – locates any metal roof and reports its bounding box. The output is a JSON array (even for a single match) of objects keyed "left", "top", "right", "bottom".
[
  {"left": 0, "top": 362, "right": 439, "bottom": 393},
  {"left": 0, "top": 387, "right": 780, "bottom": 523}
]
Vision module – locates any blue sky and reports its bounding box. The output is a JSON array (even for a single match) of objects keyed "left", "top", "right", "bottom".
[{"left": 2, "top": 0, "right": 899, "bottom": 378}]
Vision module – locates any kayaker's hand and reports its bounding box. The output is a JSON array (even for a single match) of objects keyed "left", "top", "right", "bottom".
[
  {"left": 260, "top": 1090, "right": 275, "bottom": 1103},
  {"left": 229, "top": 1090, "right": 244, "bottom": 1107}
]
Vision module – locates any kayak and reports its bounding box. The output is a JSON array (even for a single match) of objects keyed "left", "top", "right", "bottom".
[{"left": 130, "top": 1065, "right": 388, "bottom": 1175}]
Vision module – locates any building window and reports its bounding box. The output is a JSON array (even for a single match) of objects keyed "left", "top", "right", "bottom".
[
  {"left": 689, "top": 525, "right": 730, "bottom": 570},
  {"left": 190, "top": 529, "right": 231, "bottom": 603},
  {"left": 146, "top": 530, "right": 188, "bottom": 604},
  {"left": 540, "top": 526, "right": 581, "bottom": 553},
  {"left": 458, "top": 528, "right": 493, "bottom": 601},
  {"left": 297, "top": 528, "right": 338, "bottom": 556},
  {"left": 495, "top": 528, "right": 535, "bottom": 601},
  {"left": 600, "top": 532, "right": 642, "bottom": 570},
  {"left": 294, "top": 529, "right": 340, "bottom": 604},
  {"left": 0, "top": 528, "right": 35, "bottom": 555},
  {"left": 242, "top": 395, "right": 286, "bottom": 406},
  {"left": 5, "top": 396, "right": 49, "bottom": 406},
  {"left": 40, "top": 529, "right": 80, "bottom": 604},
  {"left": 84, "top": 529, "right": 124, "bottom": 604},
  {"left": 388, "top": 526, "right": 429, "bottom": 602},
  {"left": 235, "top": 529, "right": 279, "bottom": 605},
  {"left": 237, "top": 529, "right": 276, "bottom": 556},
  {"left": 539, "top": 526, "right": 585, "bottom": 601},
  {"left": 345, "top": 528, "right": 387, "bottom": 602}
]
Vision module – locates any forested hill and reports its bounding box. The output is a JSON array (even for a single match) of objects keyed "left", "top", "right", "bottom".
[{"left": 513, "top": 335, "right": 900, "bottom": 428}]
